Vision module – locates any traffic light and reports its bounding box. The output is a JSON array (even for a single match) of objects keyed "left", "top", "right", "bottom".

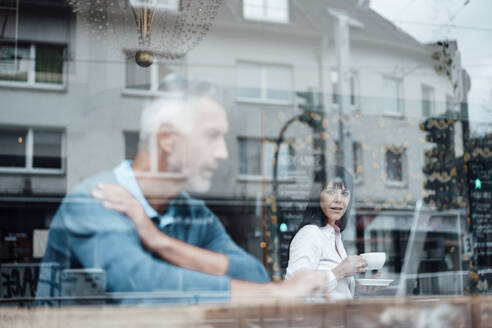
[
  {"left": 277, "top": 215, "right": 294, "bottom": 269},
  {"left": 296, "top": 91, "right": 323, "bottom": 113},
  {"left": 295, "top": 90, "right": 326, "bottom": 183},
  {"left": 279, "top": 221, "right": 288, "bottom": 233},
  {"left": 420, "top": 117, "right": 459, "bottom": 210}
]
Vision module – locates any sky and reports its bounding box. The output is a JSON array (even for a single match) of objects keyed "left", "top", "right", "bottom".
[{"left": 370, "top": 0, "right": 492, "bottom": 134}]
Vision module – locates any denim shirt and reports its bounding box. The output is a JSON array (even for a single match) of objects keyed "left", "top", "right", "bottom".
[{"left": 36, "top": 161, "right": 269, "bottom": 304}]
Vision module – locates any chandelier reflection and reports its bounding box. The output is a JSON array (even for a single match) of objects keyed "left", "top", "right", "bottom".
[{"left": 69, "top": 0, "right": 223, "bottom": 67}]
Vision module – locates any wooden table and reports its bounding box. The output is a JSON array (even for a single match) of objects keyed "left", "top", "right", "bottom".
[{"left": 1, "top": 296, "right": 491, "bottom": 327}]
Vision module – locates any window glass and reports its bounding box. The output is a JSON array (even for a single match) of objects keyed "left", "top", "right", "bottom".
[
  {"left": 352, "top": 141, "right": 363, "bottom": 181},
  {"left": 264, "top": 141, "right": 291, "bottom": 178},
  {"left": 265, "top": 0, "right": 288, "bottom": 22},
  {"left": 2, "top": 0, "right": 492, "bottom": 311},
  {"left": 237, "top": 62, "right": 261, "bottom": 99},
  {"left": 126, "top": 58, "right": 151, "bottom": 90},
  {"left": 386, "top": 147, "right": 405, "bottom": 182},
  {"left": 238, "top": 138, "right": 261, "bottom": 176},
  {"left": 0, "top": 44, "right": 30, "bottom": 82},
  {"left": 243, "top": 0, "right": 288, "bottom": 23},
  {"left": 265, "top": 65, "right": 291, "bottom": 102},
  {"left": 383, "top": 77, "right": 402, "bottom": 114},
  {"left": 124, "top": 131, "right": 139, "bottom": 160},
  {"left": 33, "top": 130, "right": 62, "bottom": 169},
  {"left": 130, "top": 0, "right": 180, "bottom": 10},
  {"left": 0, "top": 128, "right": 28, "bottom": 167},
  {"left": 35, "top": 45, "right": 64, "bottom": 84},
  {"left": 237, "top": 62, "right": 292, "bottom": 102},
  {"left": 422, "top": 85, "right": 435, "bottom": 117},
  {"left": 331, "top": 70, "right": 339, "bottom": 104},
  {"left": 238, "top": 138, "right": 292, "bottom": 178},
  {"left": 331, "top": 70, "right": 357, "bottom": 107},
  {"left": 446, "top": 94, "right": 456, "bottom": 112},
  {"left": 243, "top": 0, "right": 264, "bottom": 20},
  {"left": 350, "top": 74, "right": 356, "bottom": 106}
]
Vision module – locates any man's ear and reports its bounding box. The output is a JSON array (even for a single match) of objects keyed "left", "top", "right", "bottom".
[{"left": 156, "top": 123, "right": 180, "bottom": 153}]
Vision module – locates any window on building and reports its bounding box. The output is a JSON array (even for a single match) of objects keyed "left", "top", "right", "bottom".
[
  {"left": 0, "top": 127, "right": 64, "bottom": 172},
  {"left": 33, "top": 130, "right": 63, "bottom": 169},
  {"left": 238, "top": 138, "right": 294, "bottom": 179},
  {"left": 130, "top": 0, "right": 181, "bottom": 11},
  {"left": 446, "top": 94, "right": 456, "bottom": 112},
  {"left": 383, "top": 77, "right": 403, "bottom": 115},
  {"left": 125, "top": 56, "right": 185, "bottom": 93},
  {"left": 0, "top": 43, "right": 65, "bottom": 87},
  {"left": 0, "top": 128, "right": 28, "bottom": 167},
  {"left": 236, "top": 62, "right": 293, "bottom": 104},
  {"left": 421, "top": 84, "right": 435, "bottom": 118},
  {"left": 334, "top": 140, "right": 343, "bottom": 168},
  {"left": 385, "top": 146, "right": 406, "bottom": 184},
  {"left": 331, "top": 70, "right": 358, "bottom": 108},
  {"left": 352, "top": 141, "right": 363, "bottom": 182},
  {"left": 243, "top": 0, "right": 289, "bottom": 23},
  {"left": 124, "top": 131, "right": 139, "bottom": 160}
]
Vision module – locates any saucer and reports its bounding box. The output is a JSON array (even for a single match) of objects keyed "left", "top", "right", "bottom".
[{"left": 356, "top": 278, "right": 393, "bottom": 287}]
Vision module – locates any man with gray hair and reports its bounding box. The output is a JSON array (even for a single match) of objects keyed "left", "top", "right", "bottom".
[{"left": 37, "top": 79, "right": 328, "bottom": 304}]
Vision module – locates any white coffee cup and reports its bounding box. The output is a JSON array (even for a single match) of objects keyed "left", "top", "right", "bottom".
[{"left": 360, "top": 252, "right": 386, "bottom": 270}]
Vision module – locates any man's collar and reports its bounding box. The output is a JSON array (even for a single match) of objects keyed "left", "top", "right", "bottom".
[
  {"left": 113, "top": 161, "right": 197, "bottom": 228},
  {"left": 113, "top": 160, "right": 160, "bottom": 219}
]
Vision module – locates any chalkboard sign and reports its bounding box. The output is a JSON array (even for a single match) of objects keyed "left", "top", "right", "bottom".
[
  {"left": 467, "top": 144, "right": 492, "bottom": 292},
  {"left": 0, "top": 263, "right": 59, "bottom": 300},
  {"left": 275, "top": 155, "right": 315, "bottom": 274},
  {"left": 277, "top": 200, "right": 308, "bottom": 269}
]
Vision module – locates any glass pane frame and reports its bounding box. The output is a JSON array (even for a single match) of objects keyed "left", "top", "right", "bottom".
[
  {"left": 0, "top": 127, "right": 65, "bottom": 174},
  {"left": 123, "top": 54, "right": 187, "bottom": 96},
  {"left": 331, "top": 69, "right": 360, "bottom": 110},
  {"left": 421, "top": 84, "right": 435, "bottom": 118},
  {"left": 384, "top": 146, "right": 407, "bottom": 186},
  {"left": 383, "top": 76, "right": 404, "bottom": 116},
  {"left": 0, "top": 43, "right": 67, "bottom": 89},
  {"left": 237, "top": 137, "right": 294, "bottom": 180},
  {"left": 243, "top": 0, "right": 289, "bottom": 23},
  {"left": 236, "top": 61, "right": 293, "bottom": 105}
]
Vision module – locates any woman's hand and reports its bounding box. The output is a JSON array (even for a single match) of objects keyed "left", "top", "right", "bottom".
[
  {"left": 333, "top": 255, "right": 367, "bottom": 280},
  {"left": 91, "top": 183, "right": 159, "bottom": 249},
  {"left": 357, "top": 272, "right": 385, "bottom": 294}
]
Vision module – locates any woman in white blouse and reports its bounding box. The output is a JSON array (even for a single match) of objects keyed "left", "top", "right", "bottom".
[{"left": 286, "top": 166, "right": 367, "bottom": 300}]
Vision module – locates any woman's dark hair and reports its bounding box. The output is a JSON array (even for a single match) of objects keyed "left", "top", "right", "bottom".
[{"left": 289, "top": 166, "right": 354, "bottom": 253}]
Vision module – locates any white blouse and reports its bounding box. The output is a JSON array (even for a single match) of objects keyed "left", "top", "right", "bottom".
[{"left": 286, "top": 224, "right": 355, "bottom": 300}]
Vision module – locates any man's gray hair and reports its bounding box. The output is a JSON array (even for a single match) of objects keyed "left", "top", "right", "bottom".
[{"left": 139, "top": 75, "right": 224, "bottom": 150}]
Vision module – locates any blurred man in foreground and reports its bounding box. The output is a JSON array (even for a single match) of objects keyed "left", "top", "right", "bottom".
[{"left": 37, "top": 79, "right": 328, "bottom": 304}]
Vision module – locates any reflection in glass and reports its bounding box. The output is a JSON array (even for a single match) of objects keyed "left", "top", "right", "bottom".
[
  {"left": 35, "top": 45, "right": 64, "bottom": 84},
  {"left": 238, "top": 138, "right": 262, "bottom": 176},
  {"left": 243, "top": 0, "right": 288, "bottom": 23},
  {"left": 238, "top": 138, "right": 292, "bottom": 178},
  {"left": 0, "top": 43, "right": 30, "bottom": 82},
  {"left": 126, "top": 58, "right": 151, "bottom": 90},
  {"left": 421, "top": 84, "right": 435, "bottom": 118},
  {"left": 385, "top": 147, "right": 405, "bottom": 182},
  {"left": 33, "top": 130, "right": 62, "bottom": 169},
  {"left": 383, "top": 77, "right": 403, "bottom": 115},
  {"left": 124, "top": 131, "right": 139, "bottom": 160},
  {"left": 237, "top": 62, "right": 262, "bottom": 100},
  {"left": 265, "top": 65, "right": 292, "bottom": 102},
  {"left": 0, "top": 128, "right": 28, "bottom": 167}
]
